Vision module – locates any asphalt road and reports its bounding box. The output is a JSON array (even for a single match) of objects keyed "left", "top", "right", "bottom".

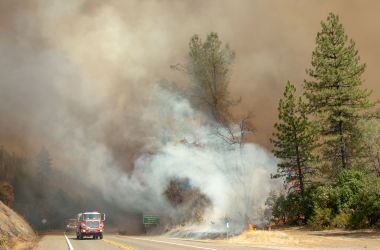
[{"left": 35, "top": 233, "right": 281, "bottom": 250}]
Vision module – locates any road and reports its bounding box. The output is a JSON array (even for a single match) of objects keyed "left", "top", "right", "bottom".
[{"left": 35, "top": 233, "right": 281, "bottom": 250}]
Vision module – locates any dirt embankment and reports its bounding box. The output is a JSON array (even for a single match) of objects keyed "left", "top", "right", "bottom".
[
  {"left": 0, "top": 201, "right": 37, "bottom": 250},
  {"left": 230, "top": 227, "right": 380, "bottom": 250}
]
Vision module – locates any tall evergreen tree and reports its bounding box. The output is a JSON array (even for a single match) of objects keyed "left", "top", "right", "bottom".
[
  {"left": 36, "top": 147, "right": 52, "bottom": 181},
  {"left": 271, "top": 81, "right": 317, "bottom": 198},
  {"left": 187, "top": 32, "right": 235, "bottom": 125},
  {"left": 174, "top": 32, "right": 253, "bottom": 144},
  {"left": 304, "top": 13, "right": 375, "bottom": 175}
]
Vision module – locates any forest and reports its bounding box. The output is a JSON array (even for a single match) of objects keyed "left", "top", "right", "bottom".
[{"left": 268, "top": 13, "right": 380, "bottom": 229}]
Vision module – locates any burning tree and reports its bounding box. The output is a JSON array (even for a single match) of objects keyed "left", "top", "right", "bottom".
[
  {"left": 164, "top": 177, "right": 211, "bottom": 225},
  {"left": 187, "top": 32, "right": 235, "bottom": 125},
  {"left": 172, "top": 32, "right": 254, "bottom": 145},
  {"left": 170, "top": 32, "right": 263, "bottom": 227}
]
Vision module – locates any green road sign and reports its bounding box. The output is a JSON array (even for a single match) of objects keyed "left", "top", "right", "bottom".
[{"left": 143, "top": 215, "right": 160, "bottom": 225}]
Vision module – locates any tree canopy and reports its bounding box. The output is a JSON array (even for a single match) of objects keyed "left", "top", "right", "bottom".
[{"left": 304, "top": 13, "right": 375, "bottom": 174}]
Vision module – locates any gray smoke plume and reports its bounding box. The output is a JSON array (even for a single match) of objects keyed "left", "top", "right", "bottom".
[
  {"left": 50, "top": 83, "right": 278, "bottom": 232},
  {"left": 1, "top": 0, "right": 379, "bottom": 233}
]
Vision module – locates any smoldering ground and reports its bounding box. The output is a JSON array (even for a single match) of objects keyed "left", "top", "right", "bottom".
[{"left": 1, "top": 0, "right": 380, "bottom": 232}]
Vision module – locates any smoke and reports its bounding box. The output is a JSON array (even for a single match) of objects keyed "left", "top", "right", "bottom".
[
  {"left": 1, "top": 0, "right": 379, "bottom": 232},
  {"left": 47, "top": 83, "right": 278, "bottom": 232},
  {"left": 113, "top": 85, "right": 277, "bottom": 228}
]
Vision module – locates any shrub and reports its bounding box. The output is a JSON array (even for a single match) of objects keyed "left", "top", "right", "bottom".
[
  {"left": 307, "top": 207, "right": 333, "bottom": 229},
  {"left": 0, "top": 231, "right": 8, "bottom": 249},
  {"left": 269, "top": 192, "right": 304, "bottom": 224},
  {"left": 332, "top": 210, "right": 351, "bottom": 228},
  {"left": 307, "top": 170, "right": 379, "bottom": 229},
  {"left": 350, "top": 177, "right": 380, "bottom": 228},
  {"left": 334, "top": 170, "right": 366, "bottom": 211},
  {"left": 163, "top": 177, "right": 211, "bottom": 225},
  {"left": 270, "top": 193, "right": 287, "bottom": 222},
  {"left": 310, "top": 185, "right": 335, "bottom": 210},
  {"left": 266, "top": 170, "right": 379, "bottom": 229},
  {"left": 0, "top": 182, "right": 14, "bottom": 206}
]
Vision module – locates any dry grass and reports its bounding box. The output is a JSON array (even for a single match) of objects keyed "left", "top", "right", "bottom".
[
  {"left": 229, "top": 227, "right": 380, "bottom": 249},
  {"left": 0, "top": 201, "right": 36, "bottom": 250},
  {"left": 10, "top": 240, "right": 37, "bottom": 250}
]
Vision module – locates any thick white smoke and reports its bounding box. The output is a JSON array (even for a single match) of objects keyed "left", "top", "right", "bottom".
[
  {"left": 55, "top": 84, "right": 278, "bottom": 233},
  {"left": 0, "top": 0, "right": 284, "bottom": 233}
]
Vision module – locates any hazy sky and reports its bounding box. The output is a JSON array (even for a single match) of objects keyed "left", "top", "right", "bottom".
[{"left": 1, "top": 0, "right": 379, "bottom": 157}]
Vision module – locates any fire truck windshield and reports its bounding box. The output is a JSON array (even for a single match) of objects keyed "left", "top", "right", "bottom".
[{"left": 83, "top": 213, "right": 101, "bottom": 220}]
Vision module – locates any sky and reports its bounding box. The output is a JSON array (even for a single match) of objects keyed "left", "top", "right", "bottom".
[{"left": 0, "top": 0, "right": 379, "bottom": 159}]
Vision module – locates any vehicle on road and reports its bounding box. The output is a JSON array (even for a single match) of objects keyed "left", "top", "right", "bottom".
[
  {"left": 65, "top": 218, "right": 77, "bottom": 233},
  {"left": 76, "top": 211, "right": 106, "bottom": 240}
]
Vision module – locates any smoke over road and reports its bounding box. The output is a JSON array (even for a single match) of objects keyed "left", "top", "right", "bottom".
[
  {"left": 76, "top": 84, "right": 278, "bottom": 232},
  {"left": 0, "top": 0, "right": 379, "bottom": 232}
]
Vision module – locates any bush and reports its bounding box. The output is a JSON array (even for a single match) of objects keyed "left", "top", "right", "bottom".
[
  {"left": 163, "top": 177, "right": 211, "bottom": 224},
  {"left": 307, "top": 207, "right": 333, "bottom": 229},
  {"left": 334, "top": 170, "right": 366, "bottom": 211},
  {"left": 307, "top": 170, "right": 379, "bottom": 229},
  {"left": 0, "top": 182, "right": 14, "bottom": 206},
  {"left": 270, "top": 193, "right": 286, "bottom": 222},
  {"left": 332, "top": 210, "right": 351, "bottom": 228},
  {"left": 350, "top": 177, "right": 380, "bottom": 228},
  {"left": 310, "top": 185, "right": 335, "bottom": 210},
  {"left": 0, "top": 231, "right": 8, "bottom": 249},
  {"left": 267, "top": 170, "right": 379, "bottom": 229},
  {"left": 268, "top": 192, "right": 304, "bottom": 224}
]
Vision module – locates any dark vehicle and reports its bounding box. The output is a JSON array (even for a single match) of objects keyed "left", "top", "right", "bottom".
[{"left": 76, "top": 211, "right": 106, "bottom": 240}]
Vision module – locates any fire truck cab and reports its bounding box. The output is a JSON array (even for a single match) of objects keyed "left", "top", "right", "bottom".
[{"left": 76, "top": 211, "right": 105, "bottom": 240}]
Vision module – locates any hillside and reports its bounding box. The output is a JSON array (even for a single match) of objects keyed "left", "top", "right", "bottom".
[{"left": 0, "top": 201, "right": 36, "bottom": 250}]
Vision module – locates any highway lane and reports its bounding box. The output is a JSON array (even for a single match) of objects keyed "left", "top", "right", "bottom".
[
  {"left": 35, "top": 235, "right": 68, "bottom": 250},
  {"left": 69, "top": 236, "right": 120, "bottom": 250},
  {"left": 107, "top": 235, "right": 279, "bottom": 250},
  {"left": 36, "top": 233, "right": 281, "bottom": 250}
]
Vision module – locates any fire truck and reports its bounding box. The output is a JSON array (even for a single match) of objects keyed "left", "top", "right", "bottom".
[{"left": 76, "top": 211, "right": 105, "bottom": 240}]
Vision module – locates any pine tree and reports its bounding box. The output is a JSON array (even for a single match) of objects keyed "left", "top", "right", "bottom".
[
  {"left": 36, "top": 147, "right": 52, "bottom": 180},
  {"left": 271, "top": 81, "right": 317, "bottom": 198},
  {"left": 173, "top": 32, "right": 253, "bottom": 144},
  {"left": 304, "top": 13, "right": 375, "bottom": 175},
  {"left": 187, "top": 32, "right": 235, "bottom": 125}
]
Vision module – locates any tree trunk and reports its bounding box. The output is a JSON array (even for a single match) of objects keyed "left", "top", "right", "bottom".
[
  {"left": 295, "top": 145, "right": 305, "bottom": 197},
  {"left": 376, "top": 152, "right": 380, "bottom": 177},
  {"left": 338, "top": 120, "right": 348, "bottom": 170},
  {"left": 292, "top": 126, "right": 305, "bottom": 198}
]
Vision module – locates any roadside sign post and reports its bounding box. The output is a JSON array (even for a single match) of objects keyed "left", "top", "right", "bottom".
[
  {"left": 224, "top": 217, "right": 230, "bottom": 240},
  {"left": 143, "top": 215, "right": 160, "bottom": 233},
  {"left": 226, "top": 222, "right": 229, "bottom": 240},
  {"left": 143, "top": 215, "right": 160, "bottom": 225}
]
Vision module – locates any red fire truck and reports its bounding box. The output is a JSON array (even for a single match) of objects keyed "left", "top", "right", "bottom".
[{"left": 76, "top": 211, "right": 105, "bottom": 240}]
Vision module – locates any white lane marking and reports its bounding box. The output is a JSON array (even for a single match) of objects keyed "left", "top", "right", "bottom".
[
  {"left": 64, "top": 234, "right": 74, "bottom": 250},
  {"left": 165, "top": 237, "right": 213, "bottom": 243},
  {"left": 122, "top": 236, "right": 218, "bottom": 250}
]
